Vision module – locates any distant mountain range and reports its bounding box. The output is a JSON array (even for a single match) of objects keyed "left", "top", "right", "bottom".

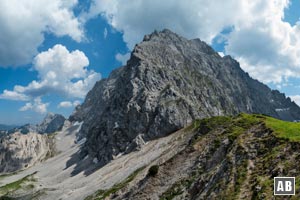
[
  {"left": 7, "top": 113, "right": 65, "bottom": 134},
  {"left": 0, "top": 124, "right": 18, "bottom": 131}
]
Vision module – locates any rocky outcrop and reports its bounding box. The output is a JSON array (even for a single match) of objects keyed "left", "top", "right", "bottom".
[
  {"left": 0, "top": 132, "right": 54, "bottom": 174},
  {"left": 0, "top": 113, "right": 64, "bottom": 174},
  {"left": 37, "top": 113, "right": 66, "bottom": 134},
  {"left": 70, "top": 29, "right": 300, "bottom": 166}
]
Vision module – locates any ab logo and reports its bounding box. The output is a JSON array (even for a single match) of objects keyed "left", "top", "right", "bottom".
[{"left": 274, "top": 177, "right": 295, "bottom": 195}]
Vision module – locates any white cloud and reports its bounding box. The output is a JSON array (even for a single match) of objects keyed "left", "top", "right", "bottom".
[
  {"left": 0, "top": 44, "right": 100, "bottom": 113},
  {"left": 290, "top": 95, "right": 300, "bottom": 106},
  {"left": 20, "top": 98, "right": 49, "bottom": 114},
  {"left": 0, "top": 0, "right": 84, "bottom": 66},
  {"left": 225, "top": 1, "right": 300, "bottom": 83},
  {"left": 58, "top": 101, "right": 73, "bottom": 108},
  {"left": 85, "top": 0, "right": 241, "bottom": 49},
  {"left": 86, "top": 0, "right": 300, "bottom": 84},
  {"left": 0, "top": 90, "right": 29, "bottom": 101},
  {"left": 218, "top": 52, "right": 225, "bottom": 57},
  {"left": 34, "top": 44, "right": 89, "bottom": 82},
  {"left": 115, "top": 53, "right": 130, "bottom": 65},
  {"left": 104, "top": 27, "right": 108, "bottom": 39},
  {"left": 73, "top": 100, "right": 81, "bottom": 107},
  {"left": 58, "top": 100, "right": 81, "bottom": 108}
]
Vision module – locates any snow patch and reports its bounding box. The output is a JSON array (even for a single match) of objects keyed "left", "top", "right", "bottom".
[
  {"left": 114, "top": 122, "right": 120, "bottom": 129},
  {"left": 275, "top": 108, "right": 290, "bottom": 112},
  {"left": 77, "top": 137, "right": 86, "bottom": 145},
  {"left": 93, "top": 157, "right": 99, "bottom": 164}
]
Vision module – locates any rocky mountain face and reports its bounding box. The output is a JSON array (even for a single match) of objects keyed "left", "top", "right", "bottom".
[
  {"left": 37, "top": 113, "right": 66, "bottom": 134},
  {"left": 86, "top": 114, "right": 300, "bottom": 200},
  {"left": 0, "top": 132, "right": 55, "bottom": 173},
  {"left": 0, "top": 113, "right": 299, "bottom": 200},
  {"left": 0, "top": 113, "right": 65, "bottom": 174},
  {"left": 70, "top": 29, "right": 300, "bottom": 167}
]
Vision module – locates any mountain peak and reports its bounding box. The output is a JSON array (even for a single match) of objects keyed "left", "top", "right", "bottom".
[
  {"left": 139, "top": 29, "right": 216, "bottom": 61},
  {"left": 38, "top": 113, "right": 65, "bottom": 134},
  {"left": 71, "top": 30, "right": 300, "bottom": 167}
]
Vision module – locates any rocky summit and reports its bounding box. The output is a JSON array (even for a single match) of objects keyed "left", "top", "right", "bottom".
[
  {"left": 37, "top": 113, "right": 66, "bottom": 134},
  {"left": 71, "top": 29, "right": 300, "bottom": 166}
]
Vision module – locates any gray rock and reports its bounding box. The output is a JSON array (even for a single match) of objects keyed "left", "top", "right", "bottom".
[
  {"left": 0, "top": 113, "right": 65, "bottom": 174},
  {"left": 70, "top": 29, "right": 300, "bottom": 166},
  {"left": 0, "top": 132, "right": 53, "bottom": 173},
  {"left": 37, "top": 113, "right": 66, "bottom": 134}
]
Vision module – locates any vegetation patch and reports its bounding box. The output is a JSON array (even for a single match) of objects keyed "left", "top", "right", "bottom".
[
  {"left": 160, "top": 180, "right": 184, "bottom": 200},
  {"left": 183, "top": 119, "right": 201, "bottom": 132},
  {"left": 234, "top": 160, "right": 248, "bottom": 196},
  {"left": 148, "top": 165, "right": 159, "bottom": 177},
  {"left": 0, "top": 172, "right": 37, "bottom": 197},
  {"left": 85, "top": 166, "right": 145, "bottom": 200},
  {"left": 264, "top": 116, "right": 300, "bottom": 141}
]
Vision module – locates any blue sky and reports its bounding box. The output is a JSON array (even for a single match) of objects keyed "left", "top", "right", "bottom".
[{"left": 0, "top": 0, "right": 299, "bottom": 125}]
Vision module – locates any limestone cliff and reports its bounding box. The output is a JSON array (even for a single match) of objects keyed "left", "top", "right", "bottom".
[{"left": 71, "top": 29, "right": 300, "bottom": 166}]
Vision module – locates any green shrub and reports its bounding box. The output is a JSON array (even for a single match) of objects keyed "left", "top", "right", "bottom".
[{"left": 148, "top": 165, "right": 159, "bottom": 177}]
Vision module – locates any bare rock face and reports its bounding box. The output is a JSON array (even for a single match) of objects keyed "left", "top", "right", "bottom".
[
  {"left": 38, "top": 113, "right": 66, "bottom": 134},
  {"left": 0, "top": 132, "right": 54, "bottom": 173},
  {"left": 70, "top": 29, "right": 300, "bottom": 166},
  {"left": 0, "top": 113, "right": 64, "bottom": 174}
]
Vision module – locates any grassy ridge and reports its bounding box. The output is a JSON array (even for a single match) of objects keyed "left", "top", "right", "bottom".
[
  {"left": 264, "top": 116, "right": 300, "bottom": 141},
  {"left": 199, "top": 113, "right": 300, "bottom": 142}
]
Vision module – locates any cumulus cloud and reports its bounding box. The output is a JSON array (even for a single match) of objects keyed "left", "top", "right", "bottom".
[
  {"left": 290, "top": 95, "right": 300, "bottom": 106},
  {"left": 19, "top": 98, "right": 49, "bottom": 114},
  {"left": 115, "top": 53, "right": 130, "bottom": 65},
  {"left": 85, "top": 0, "right": 241, "bottom": 49},
  {"left": 0, "top": 44, "right": 100, "bottom": 112},
  {"left": 58, "top": 100, "right": 81, "bottom": 108},
  {"left": 0, "top": 0, "right": 84, "bottom": 66},
  {"left": 85, "top": 0, "right": 300, "bottom": 84},
  {"left": 0, "top": 90, "right": 29, "bottom": 101},
  {"left": 225, "top": 1, "right": 300, "bottom": 83}
]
